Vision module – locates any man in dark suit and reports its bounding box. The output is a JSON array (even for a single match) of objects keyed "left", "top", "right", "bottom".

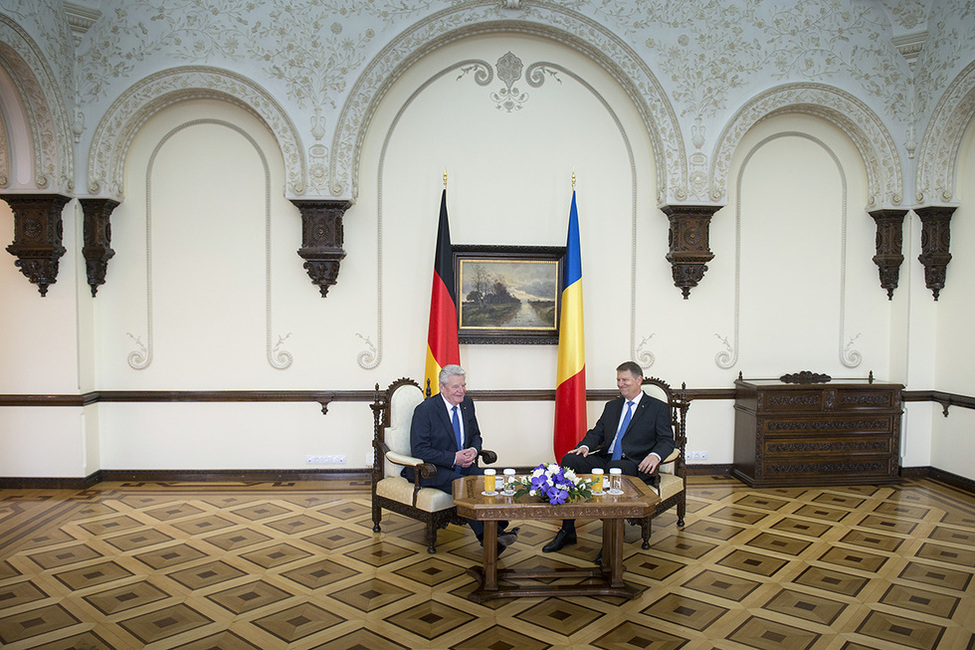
[
  {"left": 543, "top": 360, "right": 675, "bottom": 553},
  {"left": 407, "top": 364, "right": 518, "bottom": 554}
]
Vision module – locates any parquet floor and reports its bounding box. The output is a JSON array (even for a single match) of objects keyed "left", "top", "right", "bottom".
[{"left": 0, "top": 476, "right": 973, "bottom": 649}]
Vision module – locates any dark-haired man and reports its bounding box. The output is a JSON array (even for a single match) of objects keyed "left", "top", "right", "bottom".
[{"left": 543, "top": 360, "right": 674, "bottom": 554}]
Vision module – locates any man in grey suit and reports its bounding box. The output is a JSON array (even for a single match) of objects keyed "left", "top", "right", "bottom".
[
  {"left": 406, "top": 364, "right": 518, "bottom": 554},
  {"left": 543, "top": 360, "right": 675, "bottom": 553}
]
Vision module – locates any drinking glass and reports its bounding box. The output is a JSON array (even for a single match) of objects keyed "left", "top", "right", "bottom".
[{"left": 483, "top": 469, "right": 496, "bottom": 495}]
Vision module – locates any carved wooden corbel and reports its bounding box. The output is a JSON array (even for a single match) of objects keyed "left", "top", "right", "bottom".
[
  {"left": 868, "top": 209, "right": 907, "bottom": 299},
  {"left": 290, "top": 199, "right": 352, "bottom": 297},
  {"left": 3, "top": 193, "right": 71, "bottom": 296},
  {"left": 660, "top": 204, "right": 719, "bottom": 299},
  {"left": 79, "top": 198, "right": 119, "bottom": 297},
  {"left": 915, "top": 205, "right": 956, "bottom": 301}
]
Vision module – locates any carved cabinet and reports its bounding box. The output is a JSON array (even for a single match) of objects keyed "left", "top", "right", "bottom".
[{"left": 733, "top": 378, "right": 903, "bottom": 487}]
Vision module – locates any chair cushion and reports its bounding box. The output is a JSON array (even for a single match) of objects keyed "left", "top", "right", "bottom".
[
  {"left": 658, "top": 473, "right": 684, "bottom": 501},
  {"left": 384, "top": 383, "right": 425, "bottom": 478},
  {"left": 376, "top": 476, "right": 455, "bottom": 513}
]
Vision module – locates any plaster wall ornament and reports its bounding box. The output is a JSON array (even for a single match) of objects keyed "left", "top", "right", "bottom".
[
  {"left": 62, "top": 1, "right": 101, "bottom": 47},
  {"left": 915, "top": 60, "right": 975, "bottom": 205},
  {"left": 710, "top": 83, "right": 903, "bottom": 210},
  {"left": 0, "top": 114, "right": 8, "bottom": 188},
  {"left": 0, "top": 22, "right": 73, "bottom": 193},
  {"left": 86, "top": 66, "right": 305, "bottom": 200},
  {"left": 913, "top": 0, "right": 975, "bottom": 122},
  {"left": 330, "top": 0, "right": 685, "bottom": 204}
]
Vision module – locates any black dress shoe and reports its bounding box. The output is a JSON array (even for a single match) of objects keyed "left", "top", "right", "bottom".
[
  {"left": 594, "top": 550, "right": 603, "bottom": 565},
  {"left": 542, "top": 529, "right": 577, "bottom": 553},
  {"left": 498, "top": 527, "right": 520, "bottom": 549}
]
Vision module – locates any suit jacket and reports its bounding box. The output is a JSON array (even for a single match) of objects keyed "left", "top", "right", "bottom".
[
  {"left": 409, "top": 394, "right": 483, "bottom": 471},
  {"left": 578, "top": 391, "right": 675, "bottom": 463}
]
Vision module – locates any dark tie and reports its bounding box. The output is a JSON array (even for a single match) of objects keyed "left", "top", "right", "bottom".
[
  {"left": 611, "top": 401, "right": 634, "bottom": 461},
  {"left": 452, "top": 406, "right": 463, "bottom": 452}
]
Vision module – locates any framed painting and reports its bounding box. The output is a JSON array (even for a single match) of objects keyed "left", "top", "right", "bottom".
[{"left": 453, "top": 245, "right": 565, "bottom": 344}]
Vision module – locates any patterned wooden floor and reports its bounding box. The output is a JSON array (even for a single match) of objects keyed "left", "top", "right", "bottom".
[{"left": 0, "top": 475, "right": 973, "bottom": 649}]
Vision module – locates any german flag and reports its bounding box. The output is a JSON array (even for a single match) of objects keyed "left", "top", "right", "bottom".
[
  {"left": 554, "top": 191, "right": 586, "bottom": 460},
  {"left": 423, "top": 190, "right": 460, "bottom": 396}
]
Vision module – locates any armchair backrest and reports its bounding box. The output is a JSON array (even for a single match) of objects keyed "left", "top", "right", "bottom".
[
  {"left": 641, "top": 376, "right": 689, "bottom": 477},
  {"left": 371, "top": 378, "right": 425, "bottom": 481}
]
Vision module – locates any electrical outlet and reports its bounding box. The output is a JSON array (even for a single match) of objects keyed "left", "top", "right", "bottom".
[
  {"left": 687, "top": 451, "right": 708, "bottom": 461},
  {"left": 305, "top": 455, "right": 346, "bottom": 464}
]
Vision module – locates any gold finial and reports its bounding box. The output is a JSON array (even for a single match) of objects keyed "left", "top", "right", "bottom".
[
  {"left": 443, "top": 167, "right": 448, "bottom": 188},
  {"left": 571, "top": 170, "right": 576, "bottom": 190}
]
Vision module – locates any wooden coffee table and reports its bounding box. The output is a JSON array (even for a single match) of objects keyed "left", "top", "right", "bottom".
[{"left": 452, "top": 474, "right": 659, "bottom": 602}]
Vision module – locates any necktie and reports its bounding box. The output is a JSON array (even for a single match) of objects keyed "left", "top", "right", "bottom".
[
  {"left": 451, "top": 406, "right": 463, "bottom": 452},
  {"left": 611, "top": 401, "right": 634, "bottom": 461}
]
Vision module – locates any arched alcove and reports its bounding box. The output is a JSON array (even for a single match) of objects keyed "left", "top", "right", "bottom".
[
  {"left": 0, "top": 30, "right": 72, "bottom": 193},
  {"left": 710, "top": 83, "right": 904, "bottom": 210},
  {"left": 86, "top": 66, "right": 305, "bottom": 199}
]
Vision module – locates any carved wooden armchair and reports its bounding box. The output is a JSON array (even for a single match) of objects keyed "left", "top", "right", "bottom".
[
  {"left": 631, "top": 376, "right": 689, "bottom": 548},
  {"left": 370, "top": 377, "right": 497, "bottom": 553}
]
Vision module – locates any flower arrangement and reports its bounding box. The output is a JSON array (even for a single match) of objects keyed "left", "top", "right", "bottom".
[{"left": 514, "top": 463, "right": 592, "bottom": 505}]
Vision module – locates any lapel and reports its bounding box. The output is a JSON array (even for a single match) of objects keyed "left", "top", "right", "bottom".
[
  {"left": 625, "top": 391, "right": 649, "bottom": 432},
  {"left": 436, "top": 398, "right": 457, "bottom": 446}
]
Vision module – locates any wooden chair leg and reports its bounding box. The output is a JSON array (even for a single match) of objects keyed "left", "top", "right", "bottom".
[
  {"left": 641, "top": 517, "right": 651, "bottom": 549},
  {"left": 373, "top": 504, "right": 382, "bottom": 532},
  {"left": 426, "top": 520, "right": 438, "bottom": 554},
  {"left": 677, "top": 494, "right": 686, "bottom": 527}
]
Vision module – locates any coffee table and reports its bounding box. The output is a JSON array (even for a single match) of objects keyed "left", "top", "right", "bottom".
[{"left": 452, "top": 474, "right": 659, "bottom": 602}]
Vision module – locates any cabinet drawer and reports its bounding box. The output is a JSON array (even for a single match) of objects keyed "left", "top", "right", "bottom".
[
  {"left": 760, "top": 415, "right": 896, "bottom": 436},
  {"left": 758, "top": 389, "right": 823, "bottom": 412},
  {"left": 762, "top": 436, "right": 895, "bottom": 458},
  {"left": 759, "top": 456, "right": 898, "bottom": 483}
]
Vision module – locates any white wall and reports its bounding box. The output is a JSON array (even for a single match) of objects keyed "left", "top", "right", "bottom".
[
  {"left": 2, "top": 28, "right": 973, "bottom": 479},
  {"left": 930, "top": 118, "right": 975, "bottom": 479}
]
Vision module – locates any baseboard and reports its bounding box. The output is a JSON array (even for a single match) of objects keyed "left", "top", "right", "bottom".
[
  {"left": 0, "top": 472, "right": 102, "bottom": 490},
  {"left": 902, "top": 466, "right": 975, "bottom": 494},
  {"left": 0, "top": 469, "right": 371, "bottom": 489},
  {"left": 97, "top": 469, "right": 373, "bottom": 483},
  {"left": 687, "top": 463, "right": 733, "bottom": 476},
  {"left": 5, "top": 465, "right": 970, "bottom": 494}
]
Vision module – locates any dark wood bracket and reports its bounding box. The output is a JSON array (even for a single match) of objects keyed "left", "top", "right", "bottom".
[
  {"left": 868, "top": 209, "right": 907, "bottom": 300},
  {"left": 3, "top": 193, "right": 71, "bottom": 296},
  {"left": 915, "top": 205, "right": 956, "bottom": 301},
  {"left": 80, "top": 198, "right": 119, "bottom": 297},
  {"left": 661, "top": 204, "right": 719, "bottom": 299},
  {"left": 290, "top": 199, "right": 352, "bottom": 297}
]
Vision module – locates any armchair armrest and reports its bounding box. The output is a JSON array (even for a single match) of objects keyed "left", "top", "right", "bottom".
[{"left": 479, "top": 449, "right": 498, "bottom": 464}]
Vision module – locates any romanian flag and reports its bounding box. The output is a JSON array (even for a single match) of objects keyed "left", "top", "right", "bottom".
[
  {"left": 554, "top": 191, "right": 586, "bottom": 460},
  {"left": 423, "top": 189, "right": 460, "bottom": 396}
]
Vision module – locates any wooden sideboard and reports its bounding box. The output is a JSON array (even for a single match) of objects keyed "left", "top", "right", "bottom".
[{"left": 733, "top": 378, "right": 903, "bottom": 487}]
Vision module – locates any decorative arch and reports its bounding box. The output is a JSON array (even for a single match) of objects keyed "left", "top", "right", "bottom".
[
  {"left": 0, "top": 16, "right": 73, "bottom": 193},
  {"left": 86, "top": 66, "right": 305, "bottom": 199},
  {"left": 916, "top": 60, "right": 975, "bottom": 205},
  {"left": 329, "top": 1, "right": 685, "bottom": 205},
  {"left": 710, "top": 83, "right": 904, "bottom": 210}
]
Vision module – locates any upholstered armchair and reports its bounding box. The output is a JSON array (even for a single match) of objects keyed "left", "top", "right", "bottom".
[{"left": 370, "top": 377, "right": 496, "bottom": 553}]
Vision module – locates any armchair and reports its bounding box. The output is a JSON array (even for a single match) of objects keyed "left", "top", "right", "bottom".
[
  {"left": 370, "top": 377, "right": 497, "bottom": 553},
  {"left": 631, "top": 377, "right": 689, "bottom": 548}
]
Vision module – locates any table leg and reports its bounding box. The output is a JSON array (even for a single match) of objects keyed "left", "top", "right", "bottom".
[
  {"left": 483, "top": 523, "right": 498, "bottom": 590},
  {"left": 602, "top": 518, "right": 625, "bottom": 588}
]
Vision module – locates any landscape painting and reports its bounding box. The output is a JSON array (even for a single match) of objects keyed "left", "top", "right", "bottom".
[{"left": 453, "top": 245, "right": 564, "bottom": 344}]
